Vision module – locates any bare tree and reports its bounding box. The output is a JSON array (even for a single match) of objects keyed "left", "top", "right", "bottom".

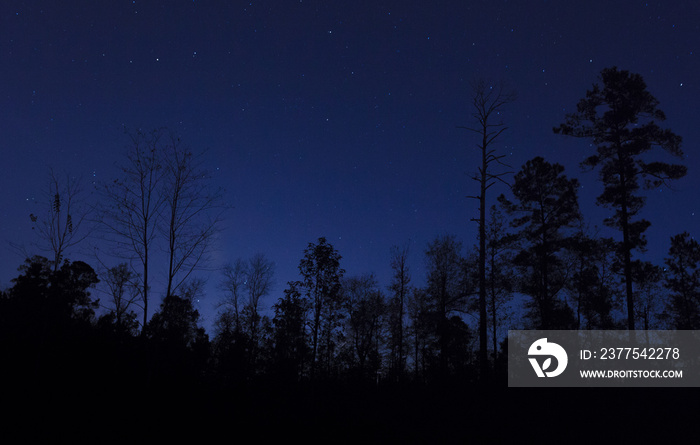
[
  {"left": 216, "top": 254, "right": 274, "bottom": 370},
  {"left": 99, "top": 129, "right": 165, "bottom": 329},
  {"left": 458, "top": 80, "right": 515, "bottom": 379},
  {"left": 100, "top": 263, "right": 141, "bottom": 333},
  {"left": 99, "top": 128, "right": 223, "bottom": 329},
  {"left": 180, "top": 276, "right": 207, "bottom": 302},
  {"left": 244, "top": 253, "right": 275, "bottom": 356},
  {"left": 219, "top": 258, "right": 248, "bottom": 335},
  {"left": 26, "top": 170, "right": 93, "bottom": 271},
  {"left": 160, "top": 134, "right": 224, "bottom": 299}
]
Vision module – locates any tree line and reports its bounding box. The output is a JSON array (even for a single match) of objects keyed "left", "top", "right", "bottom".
[{"left": 1, "top": 67, "right": 695, "bottom": 390}]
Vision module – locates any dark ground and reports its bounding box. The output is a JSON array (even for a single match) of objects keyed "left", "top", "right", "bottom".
[{"left": 5, "top": 376, "right": 692, "bottom": 444}]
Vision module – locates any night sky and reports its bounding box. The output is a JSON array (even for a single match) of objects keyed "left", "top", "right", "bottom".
[{"left": 2, "top": 1, "right": 699, "bottom": 332}]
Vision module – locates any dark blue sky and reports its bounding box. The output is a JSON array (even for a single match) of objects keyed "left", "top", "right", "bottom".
[{"left": 2, "top": 1, "right": 698, "bottom": 331}]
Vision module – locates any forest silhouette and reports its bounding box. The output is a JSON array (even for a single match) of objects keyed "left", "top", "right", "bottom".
[{"left": 2, "top": 67, "right": 696, "bottom": 441}]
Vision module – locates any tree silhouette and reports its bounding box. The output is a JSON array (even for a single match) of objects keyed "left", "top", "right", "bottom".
[
  {"left": 459, "top": 79, "right": 516, "bottom": 379},
  {"left": 566, "top": 223, "right": 618, "bottom": 329},
  {"left": 424, "top": 234, "right": 468, "bottom": 378},
  {"left": 662, "top": 233, "right": 700, "bottom": 329},
  {"left": 98, "top": 263, "right": 140, "bottom": 336},
  {"left": 145, "top": 294, "right": 209, "bottom": 384},
  {"left": 1, "top": 257, "right": 100, "bottom": 386},
  {"left": 9, "top": 256, "right": 100, "bottom": 325},
  {"left": 498, "top": 157, "right": 580, "bottom": 329},
  {"left": 215, "top": 254, "right": 275, "bottom": 373},
  {"left": 554, "top": 66, "right": 686, "bottom": 330},
  {"left": 271, "top": 282, "right": 308, "bottom": 380},
  {"left": 99, "top": 129, "right": 166, "bottom": 330},
  {"left": 242, "top": 253, "right": 275, "bottom": 368},
  {"left": 387, "top": 242, "right": 411, "bottom": 382},
  {"left": 298, "top": 237, "right": 345, "bottom": 380},
  {"left": 160, "top": 133, "right": 224, "bottom": 299},
  {"left": 24, "top": 170, "right": 93, "bottom": 271},
  {"left": 483, "top": 206, "right": 514, "bottom": 365},
  {"left": 212, "top": 304, "right": 248, "bottom": 383},
  {"left": 271, "top": 281, "right": 310, "bottom": 382},
  {"left": 632, "top": 260, "right": 664, "bottom": 330},
  {"left": 146, "top": 294, "right": 208, "bottom": 348},
  {"left": 407, "top": 287, "right": 433, "bottom": 381},
  {"left": 219, "top": 258, "right": 248, "bottom": 335},
  {"left": 343, "top": 273, "right": 386, "bottom": 381}
]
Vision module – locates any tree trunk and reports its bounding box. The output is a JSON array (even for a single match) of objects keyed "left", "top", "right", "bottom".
[
  {"left": 142, "top": 233, "right": 149, "bottom": 333},
  {"left": 621, "top": 203, "right": 635, "bottom": 331},
  {"left": 478, "top": 132, "right": 488, "bottom": 380},
  {"left": 397, "top": 282, "right": 405, "bottom": 380},
  {"left": 617, "top": 154, "right": 635, "bottom": 331}
]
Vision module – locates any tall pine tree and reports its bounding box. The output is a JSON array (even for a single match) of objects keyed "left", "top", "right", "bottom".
[{"left": 555, "top": 67, "right": 686, "bottom": 330}]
